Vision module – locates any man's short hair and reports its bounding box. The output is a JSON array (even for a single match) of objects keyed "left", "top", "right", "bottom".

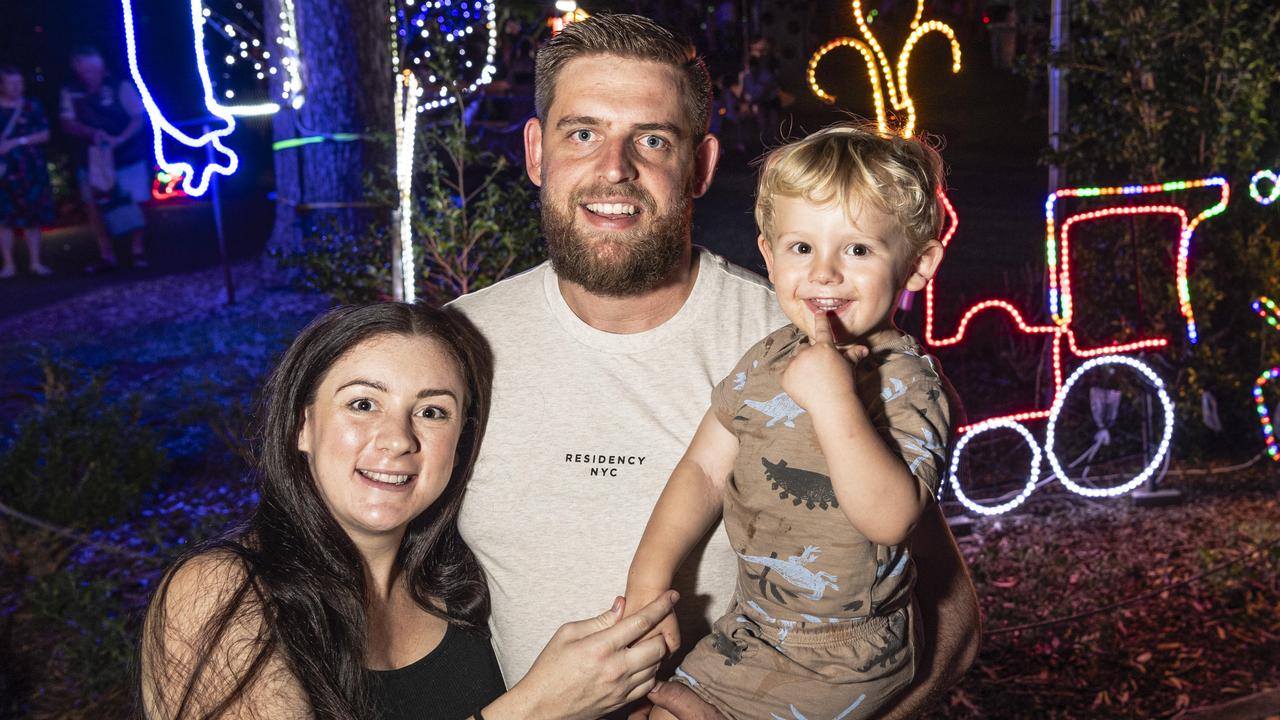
[
  {"left": 534, "top": 14, "right": 712, "bottom": 139},
  {"left": 70, "top": 46, "right": 104, "bottom": 64},
  {"left": 755, "top": 122, "right": 947, "bottom": 253},
  {"left": 0, "top": 65, "right": 22, "bottom": 80}
]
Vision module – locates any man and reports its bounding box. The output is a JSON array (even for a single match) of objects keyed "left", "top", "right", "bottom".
[
  {"left": 59, "top": 46, "right": 150, "bottom": 272},
  {"left": 451, "top": 14, "right": 980, "bottom": 718}
]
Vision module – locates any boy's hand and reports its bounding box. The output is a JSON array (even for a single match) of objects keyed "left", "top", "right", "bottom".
[
  {"left": 622, "top": 591, "right": 681, "bottom": 656},
  {"left": 781, "top": 310, "right": 868, "bottom": 419}
]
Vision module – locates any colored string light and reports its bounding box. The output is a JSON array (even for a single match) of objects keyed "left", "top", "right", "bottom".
[
  {"left": 948, "top": 418, "right": 1042, "bottom": 515},
  {"left": 1252, "top": 367, "right": 1280, "bottom": 461},
  {"left": 807, "top": 0, "right": 961, "bottom": 137},
  {"left": 1252, "top": 296, "right": 1280, "bottom": 330},
  {"left": 121, "top": 0, "right": 239, "bottom": 197},
  {"left": 1250, "top": 297, "right": 1280, "bottom": 461},
  {"left": 1043, "top": 355, "right": 1175, "bottom": 497},
  {"left": 1250, "top": 169, "right": 1279, "bottom": 206},
  {"left": 1044, "top": 177, "right": 1230, "bottom": 343},
  {"left": 151, "top": 170, "right": 187, "bottom": 201},
  {"left": 1057, "top": 205, "right": 1194, "bottom": 346},
  {"left": 402, "top": 0, "right": 499, "bottom": 113}
]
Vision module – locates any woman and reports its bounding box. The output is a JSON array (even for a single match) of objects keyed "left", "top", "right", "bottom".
[
  {"left": 140, "top": 303, "right": 676, "bottom": 719},
  {"left": 0, "top": 65, "right": 54, "bottom": 278}
]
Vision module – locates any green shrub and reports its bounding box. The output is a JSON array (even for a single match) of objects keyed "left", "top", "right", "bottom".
[
  {"left": 273, "top": 216, "right": 396, "bottom": 305},
  {"left": 0, "top": 356, "right": 167, "bottom": 528},
  {"left": 25, "top": 565, "right": 137, "bottom": 712},
  {"left": 273, "top": 52, "right": 543, "bottom": 305}
]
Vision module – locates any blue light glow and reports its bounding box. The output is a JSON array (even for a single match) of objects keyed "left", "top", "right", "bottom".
[{"left": 121, "top": 0, "right": 243, "bottom": 196}]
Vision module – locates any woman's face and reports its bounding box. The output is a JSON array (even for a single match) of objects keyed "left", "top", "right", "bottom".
[{"left": 297, "top": 333, "right": 467, "bottom": 546}]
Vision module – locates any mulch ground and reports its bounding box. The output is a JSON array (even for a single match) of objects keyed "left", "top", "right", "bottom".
[{"left": 939, "top": 468, "right": 1279, "bottom": 719}]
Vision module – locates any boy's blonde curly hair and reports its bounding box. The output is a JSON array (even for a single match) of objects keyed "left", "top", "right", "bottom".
[{"left": 755, "top": 122, "right": 947, "bottom": 253}]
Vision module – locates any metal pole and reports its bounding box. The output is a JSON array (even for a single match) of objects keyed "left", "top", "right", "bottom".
[
  {"left": 1048, "top": 0, "right": 1069, "bottom": 193},
  {"left": 204, "top": 124, "right": 235, "bottom": 305}
]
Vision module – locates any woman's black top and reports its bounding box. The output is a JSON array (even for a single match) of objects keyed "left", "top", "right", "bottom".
[{"left": 368, "top": 624, "right": 506, "bottom": 720}]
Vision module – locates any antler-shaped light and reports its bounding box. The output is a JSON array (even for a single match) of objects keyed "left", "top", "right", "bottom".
[{"left": 807, "top": 0, "right": 962, "bottom": 137}]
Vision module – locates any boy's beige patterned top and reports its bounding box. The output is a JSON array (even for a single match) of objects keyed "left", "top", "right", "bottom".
[{"left": 712, "top": 324, "right": 952, "bottom": 624}]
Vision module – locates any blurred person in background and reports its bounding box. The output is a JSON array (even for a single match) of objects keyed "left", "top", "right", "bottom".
[
  {"left": 0, "top": 65, "right": 53, "bottom": 279},
  {"left": 59, "top": 46, "right": 150, "bottom": 273}
]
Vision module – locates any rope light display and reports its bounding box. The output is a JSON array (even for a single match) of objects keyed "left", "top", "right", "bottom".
[
  {"left": 1250, "top": 297, "right": 1280, "bottom": 461},
  {"left": 929, "top": 182, "right": 1194, "bottom": 511},
  {"left": 121, "top": 0, "right": 240, "bottom": 197},
  {"left": 1252, "top": 367, "right": 1280, "bottom": 461},
  {"left": 393, "top": 70, "right": 421, "bottom": 303},
  {"left": 807, "top": 0, "right": 961, "bottom": 137},
  {"left": 1045, "top": 177, "right": 1230, "bottom": 344},
  {"left": 1250, "top": 169, "right": 1279, "bottom": 206},
  {"left": 948, "top": 419, "right": 1042, "bottom": 515},
  {"left": 1044, "top": 356, "right": 1175, "bottom": 497}
]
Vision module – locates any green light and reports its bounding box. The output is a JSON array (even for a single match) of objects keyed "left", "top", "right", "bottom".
[{"left": 272, "top": 133, "right": 363, "bottom": 151}]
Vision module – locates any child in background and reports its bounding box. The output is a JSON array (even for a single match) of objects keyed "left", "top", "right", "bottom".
[{"left": 626, "top": 123, "right": 954, "bottom": 719}]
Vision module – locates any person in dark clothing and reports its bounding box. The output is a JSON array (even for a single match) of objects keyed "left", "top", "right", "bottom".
[
  {"left": 58, "top": 46, "right": 150, "bottom": 272},
  {"left": 0, "top": 66, "right": 53, "bottom": 278},
  {"left": 139, "top": 303, "right": 678, "bottom": 720}
]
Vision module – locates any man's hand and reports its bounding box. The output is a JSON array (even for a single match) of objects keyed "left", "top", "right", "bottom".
[
  {"left": 780, "top": 310, "right": 868, "bottom": 417},
  {"left": 626, "top": 681, "right": 726, "bottom": 720}
]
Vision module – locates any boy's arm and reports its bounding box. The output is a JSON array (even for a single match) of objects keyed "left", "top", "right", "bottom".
[
  {"left": 872, "top": 503, "right": 981, "bottom": 720},
  {"left": 624, "top": 410, "right": 738, "bottom": 636},
  {"left": 783, "top": 312, "right": 927, "bottom": 545}
]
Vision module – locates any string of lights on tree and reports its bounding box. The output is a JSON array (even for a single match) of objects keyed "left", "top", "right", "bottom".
[{"left": 806, "top": 0, "right": 961, "bottom": 137}]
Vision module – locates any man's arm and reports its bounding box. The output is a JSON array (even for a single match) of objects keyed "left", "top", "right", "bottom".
[
  {"left": 874, "top": 502, "right": 981, "bottom": 720},
  {"left": 112, "top": 81, "right": 146, "bottom": 145}
]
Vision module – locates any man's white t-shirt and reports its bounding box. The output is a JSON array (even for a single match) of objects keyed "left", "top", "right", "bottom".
[{"left": 451, "top": 248, "right": 788, "bottom": 684}]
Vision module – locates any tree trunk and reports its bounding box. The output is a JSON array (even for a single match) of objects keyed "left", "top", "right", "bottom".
[{"left": 264, "top": 0, "right": 394, "bottom": 256}]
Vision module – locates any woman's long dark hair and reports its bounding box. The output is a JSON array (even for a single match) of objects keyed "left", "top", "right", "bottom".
[{"left": 142, "top": 303, "right": 494, "bottom": 719}]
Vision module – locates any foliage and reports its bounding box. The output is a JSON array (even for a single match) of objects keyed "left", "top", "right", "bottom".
[
  {"left": 274, "top": 52, "right": 543, "bottom": 305},
  {"left": 1032, "top": 0, "right": 1280, "bottom": 458},
  {"left": 0, "top": 355, "right": 167, "bottom": 529},
  {"left": 25, "top": 566, "right": 138, "bottom": 708},
  {"left": 406, "top": 52, "right": 544, "bottom": 302},
  {"left": 273, "top": 213, "right": 396, "bottom": 305}
]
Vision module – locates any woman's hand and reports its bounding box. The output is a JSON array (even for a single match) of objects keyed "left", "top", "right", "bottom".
[
  {"left": 489, "top": 591, "right": 680, "bottom": 720},
  {"left": 623, "top": 586, "right": 681, "bottom": 656}
]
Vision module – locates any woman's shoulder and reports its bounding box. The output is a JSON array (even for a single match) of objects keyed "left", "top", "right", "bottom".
[
  {"left": 162, "top": 547, "right": 254, "bottom": 603},
  {"left": 143, "top": 546, "right": 309, "bottom": 718}
]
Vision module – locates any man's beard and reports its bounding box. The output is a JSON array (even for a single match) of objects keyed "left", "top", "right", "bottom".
[{"left": 541, "top": 180, "right": 692, "bottom": 297}]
